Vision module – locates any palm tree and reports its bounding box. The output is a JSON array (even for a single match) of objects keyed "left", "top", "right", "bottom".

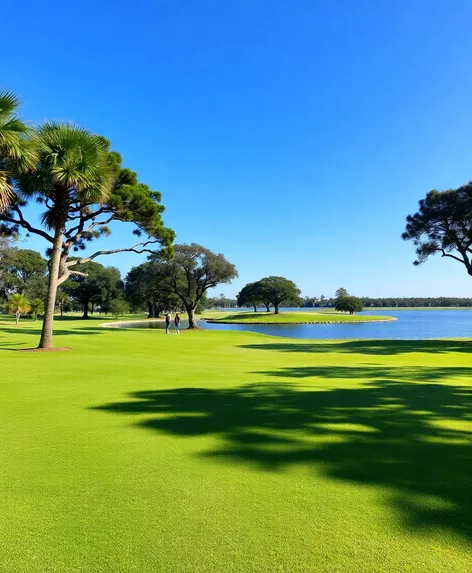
[
  {"left": 30, "top": 298, "right": 45, "bottom": 320},
  {"left": 8, "top": 293, "right": 31, "bottom": 325},
  {"left": 16, "top": 123, "right": 113, "bottom": 348},
  {"left": 0, "top": 90, "right": 37, "bottom": 213}
]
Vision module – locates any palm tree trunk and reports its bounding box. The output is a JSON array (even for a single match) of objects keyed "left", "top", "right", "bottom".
[
  {"left": 16, "top": 311, "right": 19, "bottom": 325},
  {"left": 38, "top": 225, "right": 64, "bottom": 349}
]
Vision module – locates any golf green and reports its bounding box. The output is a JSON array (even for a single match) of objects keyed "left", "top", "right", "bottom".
[{"left": 1, "top": 317, "right": 470, "bottom": 572}]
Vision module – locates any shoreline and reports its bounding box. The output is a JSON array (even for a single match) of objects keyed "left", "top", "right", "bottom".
[{"left": 202, "top": 317, "right": 399, "bottom": 325}]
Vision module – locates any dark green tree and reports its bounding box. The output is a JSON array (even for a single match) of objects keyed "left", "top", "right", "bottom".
[
  {"left": 1, "top": 123, "right": 174, "bottom": 349},
  {"left": 1, "top": 248, "right": 47, "bottom": 301},
  {"left": 157, "top": 243, "right": 238, "bottom": 329},
  {"left": 402, "top": 184, "right": 472, "bottom": 276},
  {"left": 257, "top": 276, "right": 301, "bottom": 314},
  {"left": 237, "top": 282, "right": 262, "bottom": 311},
  {"left": 65, "top": 262, "right": 122, "bottom": 318},
  {"left": 335, "top": 295, "right": 364, "bottom": 314},
  {"left": 125, "top": 262, "right": 177, "bottom": 317}
]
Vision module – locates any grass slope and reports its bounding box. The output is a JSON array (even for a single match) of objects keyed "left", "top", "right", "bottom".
[
  {"left": 204, "top": 310, "right": 394, "bottom": 323},
  {"left": 0, "top": 317, "right": 471, "bottom": 572}
]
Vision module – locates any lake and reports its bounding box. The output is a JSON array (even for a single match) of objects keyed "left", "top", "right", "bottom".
[{"left": 116, "top": 309, "right": 472, "bottom": 340}]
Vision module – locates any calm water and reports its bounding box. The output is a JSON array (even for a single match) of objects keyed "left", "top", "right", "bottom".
[{"left": 116, "top": 310, "right": 472, "bottom": 340}]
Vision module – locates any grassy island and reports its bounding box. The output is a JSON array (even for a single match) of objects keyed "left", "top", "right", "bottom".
[{"left": 203, "top": 311, "right": 396, "bottom": 324}]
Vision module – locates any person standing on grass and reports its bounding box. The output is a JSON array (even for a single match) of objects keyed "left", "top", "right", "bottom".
[
  {"left": 174, "top": 312, "right": 181, "bottom": 334},
  {"left": 165, "top": 312, "right": 171, "bottom": 334}
]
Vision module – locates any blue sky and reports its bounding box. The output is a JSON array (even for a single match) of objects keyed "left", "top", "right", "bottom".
[{"left": 3, "top": 0, "right": 472, "bottom": 298}]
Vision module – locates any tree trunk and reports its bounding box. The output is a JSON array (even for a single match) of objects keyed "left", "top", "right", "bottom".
[
  {"left": 265, "top": 304, "right": 270, "bottom": 312},
  {"left": 274, "top": 304, "right": 280, "bottom": 314},
  {"left": 38, "top": 225, "right": 64, "bottom": 349},
  {"left": 83, "top": 302, "right": 89, "bottom": 319},
  {"left": 60, "top": 304, "right": 64, "bottom": 317},
  {"left": 16, "top": 311, "right": 20, "bottom": 325},
  {"left": 148, "top": 302, "right": 155, "bottom": 318},
  {"left": 253, "top": 303, "right": 257, "bottom": 312},
  {"left": 186, "top": 305, "right": 198, "bottom": 329}
]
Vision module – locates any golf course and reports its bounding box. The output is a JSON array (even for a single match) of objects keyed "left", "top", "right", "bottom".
[
  {"left": 3, "top": 7, "right": 472, "bottom": 571},
  {"left": 1, "top": 317, "right": 470, "bottom": 572}
]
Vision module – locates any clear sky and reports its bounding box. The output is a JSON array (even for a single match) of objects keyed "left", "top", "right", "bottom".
[{"left": 3, "top": 0, "right": 472, "bottom": 298}]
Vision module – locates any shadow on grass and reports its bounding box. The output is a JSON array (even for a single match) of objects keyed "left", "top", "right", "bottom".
[
  {"left": 239, "top": 339, "right": 472, "bottom": 355},
  {"left": 0, "top": 326, "right": 105, "bottom": 338},
  {"left": 0, "top": 325, "right": 139, "bottom": 350},
  {"left": 254, "top": 365, "right": 472, "bottom": 382},
  {"left": 93, "top": 366, "right": 472, "bottom": 542}
]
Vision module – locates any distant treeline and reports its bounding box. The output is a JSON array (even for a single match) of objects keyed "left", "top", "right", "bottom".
[
  {"left": 208, "top": 295, "right": 472, "bottom": 309},
  {"left": 301, "top": 297, "right": 472, "bottom": 308},
  {"left": 360, "top": 297, "right": 472, "bottom": 308}
]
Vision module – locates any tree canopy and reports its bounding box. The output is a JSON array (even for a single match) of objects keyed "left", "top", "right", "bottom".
[
  {"left": 0, "top": 248, "right": 47, "bottom": 301},
  {"left": 237, "top": 282, "right": 262, "bottom": 312},
  {"left": 257, "top": 276, "right": 301, "bottom": 314},
  {"left": 402, "top": 184, "right": 472, "bottom": 276},
  {"left": 125, "top": 262, "right": 178, "bottom": 318},
  {"left": 154, "top": 243, "right": 238, "bottom": 328},
  {"left": 335, "top": 295, "right": 364, "bottom": 314},
  {"left": 65, "top": 262, "right": 123, "bottom": 318}
]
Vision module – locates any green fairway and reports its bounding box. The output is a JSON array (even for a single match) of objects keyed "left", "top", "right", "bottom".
[
  {"left": 203, "top": 310, "right": 394, "bottom": 323},
  {"left": 0, "top": 317, "right": 471, "bottom": 572}
]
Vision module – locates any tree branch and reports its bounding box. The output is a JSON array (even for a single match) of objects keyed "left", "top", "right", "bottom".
[
  {"left": 440, "top": 249, "right": 467, "bottom": 264},
  {"left": 65, "top": 239, "right": 160, "bottom": 267},
  {"left": 64, "top": 216, "right": 114, "bottom": 249},
  {"left": 2, "top": 206, "right": 54, "bottom": 243}
]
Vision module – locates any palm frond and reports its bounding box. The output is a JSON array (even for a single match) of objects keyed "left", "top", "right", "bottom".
[
  {"left": 16, "top": 122, "right": 113, "bottom": 212},
  {"left": 0, "top": 170, "right": 14, "bottom": 213},
  {"left": 0, "top": 91, "right": 21, "bottom": 121}
]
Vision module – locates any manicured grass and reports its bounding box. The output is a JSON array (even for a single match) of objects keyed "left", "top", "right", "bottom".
[
  {"left": 0, "top": 317, "right": 471, "bottom": 572},
  {"left": 203, "top": 310, "right": 395, "bottom": 323}
]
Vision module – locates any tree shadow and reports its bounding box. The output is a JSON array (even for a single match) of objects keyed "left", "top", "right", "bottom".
[
  {"left": 254, "top": 365, "right": 472, "bottom": 382},
  {"left": 239, "top": 339, "right": 472, "bottom": 355},
  {"left": 0, "top": 319, "right": 157, "bottom": 349},
  {"left": 92, "top": 367, "right": 472, "bottom": 542},
  {"left": 0, "top": 326, "right": 105, "bottom": 338}
]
